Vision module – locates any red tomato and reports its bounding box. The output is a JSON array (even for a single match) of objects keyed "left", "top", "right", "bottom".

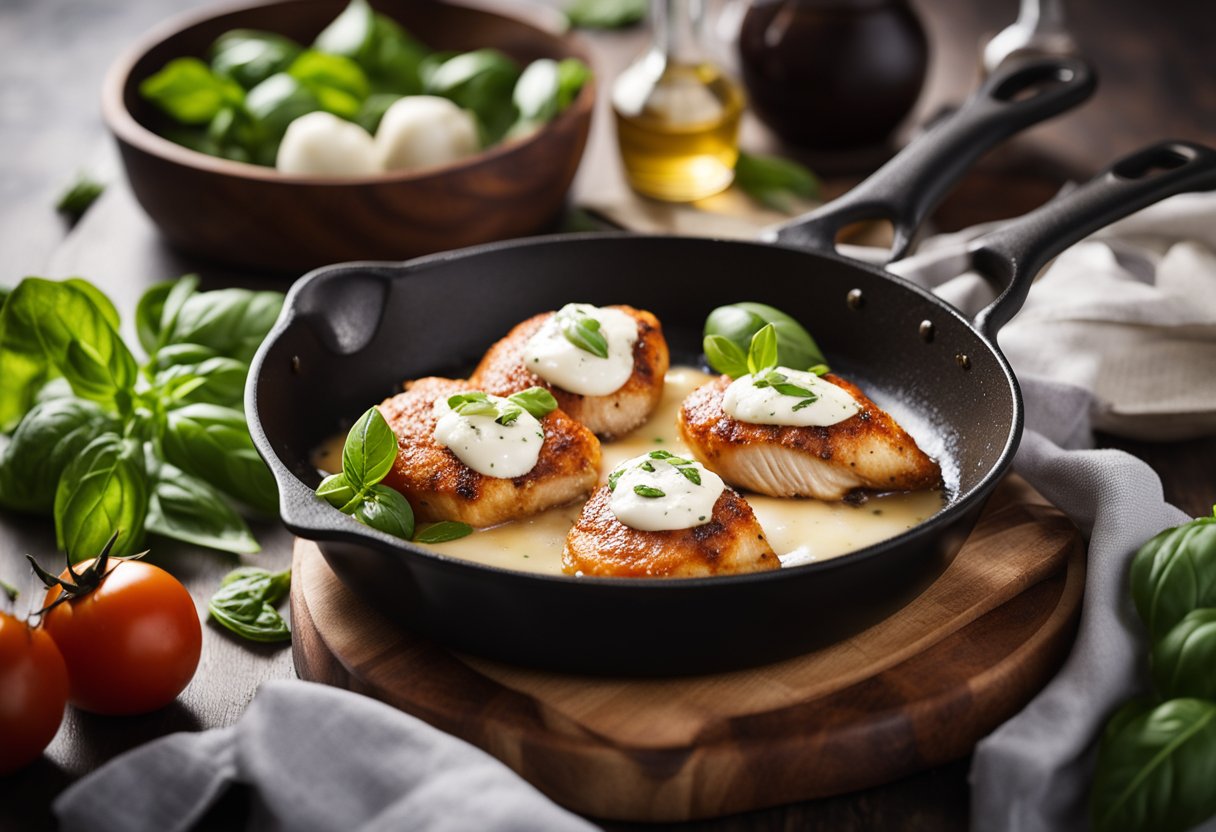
[
  {"left": 0, "top": 610, "right": 69, "bottom": 775},
  {"left": 42, "top": 559, "right": 202, "bottom": 716}
]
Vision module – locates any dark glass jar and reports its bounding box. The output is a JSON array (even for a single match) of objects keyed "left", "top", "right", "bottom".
[{"left": 738, "top": 0, "right": 928, "bottom": 150}]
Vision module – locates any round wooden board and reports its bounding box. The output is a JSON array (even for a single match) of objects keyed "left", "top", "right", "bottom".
[{"left": 291, "top": 475, "right": 1085, "bottom": 822}]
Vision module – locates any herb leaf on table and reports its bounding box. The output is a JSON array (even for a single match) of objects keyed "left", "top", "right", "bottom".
[{"left": 208, "top": 566, "right": 292, "bottom": 642}]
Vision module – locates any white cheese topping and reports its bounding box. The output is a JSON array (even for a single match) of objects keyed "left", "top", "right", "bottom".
[
  {"left": 722, "top": 367, "right": 860, "bottom": 427},
  {"left": 608, "top": 452, "right": 725, "bottom": 532},
  {"left": 522, "top": 303, "right": 639, "bottom": 397},
  {"left": 432, "top": 393, "right": 544, "bottom": 478},
  {"left": 376, "top": 96, "right": 479, "bottom": 172}
]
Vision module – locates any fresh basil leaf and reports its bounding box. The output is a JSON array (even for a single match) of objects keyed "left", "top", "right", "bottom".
[
  {"left": 735, "top": 151, "right": 820, "bottom": 213},
  {"left": 211, "top": 29, "right": 303, "bottom": 89},
  {"left": 607, "top": 468, "right": 624, "bottom": 491},
  {"left": 0, "top": 399, "right": 119, "bottom": 513},
  {"left": 415, "top": 521, "right": 474, "bottom": 544},
  {"left": 704, "top": 302, "right": 827, "bottom": 373},
  {"left": 702, "top": 334, "right": 748, "bottom": 378},
  {"left": 354, "top": 483, "right": 414, "bottom": 540},
  {"left": 208, "top": 567, "right": 292, "bottom": 643},
  {"left": 56, "top": 178, "right": 106, "bottom": 224},
  {"left": 1091, "top": 698, "right": 1216, "bottom": 832},
  {"left": 426, "top": 49, "right": 521, "bottom": 144},
  {"left": 54, "top": 433, "right": 148, "bottom": 561},
  {"left": 1131, "top": 513, "right": 1216, "bottom": 639},
  {"left": 808, "top": 363, "right": 830, "bottom": 376},
  {"left": 771, "top": 382, "right": 816, "bottom": 399},
  {"left": 341, "top": 406, "right": 397, "bottom": 490},
  {"left": 557, "top": 310, "right": 609, "bottom": 358},
  {"left": 634, "top": 484, "right": 665, "bottom": 499},
  {"left": 366, "top": 14, "right": 427, "bottom": 94},
  {"left": 155, "top": 356, "right": 249, "bottom": 408},
  {"left": 245, "top": 72, "right": 321, "bottom": 147},
  {"left": 141, "top": 57, "right": 245, "bottom": 125},
  {"left": 288, "top": 50, "right": 369, "bottom": 118},
  {"left": 1150, "top": 608, "right": 1216, "bottom": 700},
  {"left": 163, "top": 403, "right": 278, "bottom": 513},
  {"left": 160, "top": 286, "right": 284, "bottom": 365},
  {"left": 316, "top": 472, "right": 357, "bottom": 510},
  {"left": 207, "top": 105, "right": 266, "bottom": 164},
  {"left": 354, "top": 92, "right": 401, "bottom": 133},
  {"left": 512, "top": 58, "right": 590, "bottom": 128},
  {"left": 495, "top": 404, "right": 523, "bottom": 426},
  {"left": 315, "top": 0, "right": 426, "bottom": 94},
  {"left": 138, "top": 275, "right": 201, "bottom": 358},
  {"left": 448, "top": 394, "right": 498, "bottom": 419},
  {"left": 146, "top": 459, "right": 260, "bottom": 554},
  {"left": 507, "top": 387, "right": 558, "bottom": 419},
  {"left": 746, "top": 324, "right": 779, "bottom": 375},
  {"left": 648, "top": 450, "right": 673, "bottom": 459},
  {"left": 0, "top": 278, "right": 136, "bottom": 428},
  {"left": 792, "top": 398, "right": 816, "bottom": 411},
  {"left": 566, "top": 0, "right": 646, "bottom": 29}
]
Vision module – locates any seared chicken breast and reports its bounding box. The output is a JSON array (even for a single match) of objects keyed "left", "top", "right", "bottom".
[
  {"left": 470, "top": 305, "right": 669, "bottom": 440},
  {"left": 378, "top": 377, "right": 601, "bottom": 527},
  {"left": 678, "top": 374, "right": 941, "bottom": 501},
  {"left": 562, "top": 486, "right": 778, "bottom": 578}
]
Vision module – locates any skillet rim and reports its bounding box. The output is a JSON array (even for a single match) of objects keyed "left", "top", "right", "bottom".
[{"left": 246, "top": 230, "right": 1024, "bottom": 589}]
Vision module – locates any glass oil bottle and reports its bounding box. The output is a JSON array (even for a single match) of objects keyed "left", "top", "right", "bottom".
[{"left": 612, "top": 0, "right": 746, "bottom": 202}]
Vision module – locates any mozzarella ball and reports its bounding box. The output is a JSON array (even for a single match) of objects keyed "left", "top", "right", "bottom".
[
  {"left": 276, "top": 112, "right": 379, "bottom": 177},
  {"left": 375, "top": 96, "right": 479, "bottom": 172}
]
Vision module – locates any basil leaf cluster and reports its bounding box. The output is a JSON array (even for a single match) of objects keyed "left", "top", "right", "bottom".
[
  {"left": 702, "top": 302, "right": 826, "bottom": 379},
  {"left": 316, "top": 406, "right": 415, "bottom": 541},
  {"left": 1091, "top": 510, "right": 1216, "bottom": 832},
  {"left": 0, "top": 275, "right": 283, "bottom": 560},
  {"left": 208, "top": 566, "right": 292, "bottom": 643},
  {"left": 139, "top": 0, "right": 591, "bottom": 165}
]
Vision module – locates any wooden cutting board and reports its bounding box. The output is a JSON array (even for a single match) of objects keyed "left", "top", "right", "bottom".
[{"left": 291, "top": 475, "right": 1084, "bottom": 822}]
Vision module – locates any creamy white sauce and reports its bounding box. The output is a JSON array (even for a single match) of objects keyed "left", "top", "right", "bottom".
[
  {"left": 312, "top": 367, "right": 944, "bottom": 575},
  {"left": 431, "top": 393, "right": 543, "bottom": 478},
  {"left": 722, "top": 366, "right": 860, "bottom": 427},
  {"left": 522, "top": 303, "right": 639, "bottom": 396},
  {"left": 608, "top": 453, "right": 725, "bottom": 531}
]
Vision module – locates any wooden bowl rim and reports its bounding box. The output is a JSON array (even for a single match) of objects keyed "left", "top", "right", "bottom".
[{"left": 101, "top": 0, "right": 597, "bottom": 186}]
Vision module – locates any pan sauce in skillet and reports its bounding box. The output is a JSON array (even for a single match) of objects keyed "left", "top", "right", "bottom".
[{"left": 312, "top": 367, "right": 944, "bottom": 575}]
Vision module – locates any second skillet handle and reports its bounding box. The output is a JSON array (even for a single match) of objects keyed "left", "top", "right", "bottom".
[
  {"left": 969, "top": 140, "right": 1216, "bottom": 339},
  {"left": 769, "top": 56, "right": 1095, "bottom": 260}
]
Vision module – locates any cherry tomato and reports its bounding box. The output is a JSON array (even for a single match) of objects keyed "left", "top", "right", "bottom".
[
  {"left": 0, "top": 610, "right": 68, "bottom": 775},
  {"left": 42, "top": 558, "right": 202, "bottom": 715}
]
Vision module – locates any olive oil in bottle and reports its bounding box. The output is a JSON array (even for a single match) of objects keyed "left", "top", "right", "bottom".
[{"left": 613, "top": 0, "right": 745, "bottom": 202}]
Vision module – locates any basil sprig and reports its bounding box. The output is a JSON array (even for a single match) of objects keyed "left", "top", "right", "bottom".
[
  {"left": 208, "top": 566, "right": 292, "bottom": 643},
  {"left": 703, "top": 302, "right": 827, "bottom": 377},
  {"left": 316, "top": 406, "right": 414, "bottom": 541},
  {"left": 0, "top": 275, "right": 282, "bottom": 561},
  {"left": 1090, "top": 508, "right": 1216, "bottom": 832},
  {"left": 556, "top": 306, "right": 609, "bottom": 359},
  {"left": 703, "top": 322, "right": 825, "bottom": 411},
  {"left": 415, "top": 521, "right": 474, "bottom": 544},
  {"left": 447, "top": 387, "right": 557, "bottom": 426}
]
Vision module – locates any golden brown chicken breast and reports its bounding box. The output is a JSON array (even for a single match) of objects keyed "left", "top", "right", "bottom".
[
  {"left": 562, "top": 486, "right": 778, "bottom": 578},
  {"left": 470, "top": 305, "right": 669, "bottom": 440},
  {"left": 378, "top": 377, "right": 601, "bottom": 527},
  {"left": 678, "top": 374, "right": 941, "bottom": 501}
]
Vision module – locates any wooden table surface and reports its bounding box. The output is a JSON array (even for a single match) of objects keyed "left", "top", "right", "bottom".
[{"left": 1, "top": 0, "right": 1213, "bottom": 829}]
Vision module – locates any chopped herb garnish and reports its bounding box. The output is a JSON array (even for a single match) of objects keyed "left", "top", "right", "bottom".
[
  {"left": 634, "top": 484, "right": 665, "bottom": 498},
  {"left": 641, "top": 461, "right": 655, "bottom": 472},
  {"left": 808, "top": 364, "right": 830, "bottom": 376},
  {"left": 792, "top": 398, "right": 817, "bottom": 412},
  {"left": 677, "top": 466, "right": 702, "bottom": 486},
  {"left": 557, "top": 305, "right": 609, "bottom": 358},
  {"left": 649, "top": 450, "right": 673, "bottom": 459},
  {"left": 608, "top": 468, "right": 624, "bottom": 491},
  {"left": 449, "top": 388, "right": 554, "bottom": 426}
]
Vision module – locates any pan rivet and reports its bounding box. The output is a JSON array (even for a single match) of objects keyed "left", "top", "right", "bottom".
[
  {"left": 919, "top": 320, "right": 935, "bottom": 342},
  {"left": 955, "top": 353, "right": 971, "bottom": 370},
  {"left": 847, "top": 289, "right": 865, "bottom": 310},
  {"left": 291, "top": 355, "right": 301, "bottom": 374}
]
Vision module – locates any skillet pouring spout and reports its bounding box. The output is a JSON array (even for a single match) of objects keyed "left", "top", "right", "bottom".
[{"left": 248, "top": 81, "right": 1216, "bottom": 674}]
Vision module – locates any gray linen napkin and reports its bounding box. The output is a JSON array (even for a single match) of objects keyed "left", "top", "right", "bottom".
[{"left": 54, "top": 680, "right": 596, "bottom": 832}]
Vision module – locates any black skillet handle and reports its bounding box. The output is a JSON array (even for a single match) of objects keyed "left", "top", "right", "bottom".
[
  {"left": 969, "top": 140, "right": 1216, "bottom": 339},
  {"left": 769, "top": 56, "right": 1095, "bottom": 260}
]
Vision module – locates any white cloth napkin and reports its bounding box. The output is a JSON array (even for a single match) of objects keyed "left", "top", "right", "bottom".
[{"left": 54, "top": 193, "right": 1216, "bottom": 832}]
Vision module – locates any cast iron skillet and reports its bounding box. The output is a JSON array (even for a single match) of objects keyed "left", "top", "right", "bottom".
[{"left": 248, "top": 57, "right": 1216, "bottom": 675}]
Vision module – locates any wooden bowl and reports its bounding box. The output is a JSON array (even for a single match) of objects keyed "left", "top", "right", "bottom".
[{"left": 103, "top": 0, "right": 595, "bottom": 274}]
